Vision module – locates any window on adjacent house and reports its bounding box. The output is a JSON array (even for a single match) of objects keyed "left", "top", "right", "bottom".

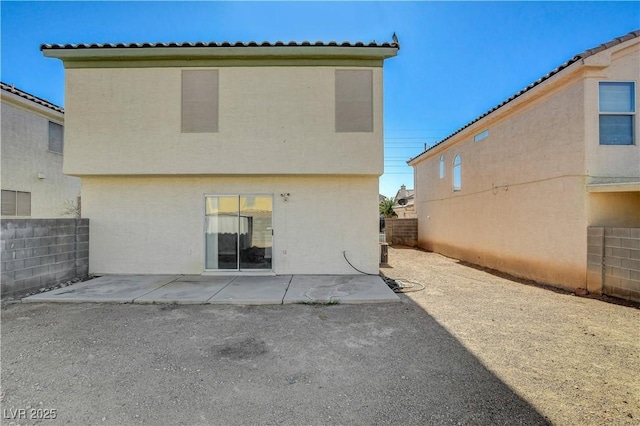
[
  {"left": 335, "top": 70, "right": 373, "bottom": 132},
  {"left": 439, "top": 155, "right": 444, "bottom": 179},
  {"left": 599, "top": 82, "right": 635, "bottom": 145},
  {"left": 182, "top": 70, "right": 219, "bottom": 133},
  {"left": 453, "top": 155, "right": 461, "bottom": 192},
  {"left": 474, "top": 129, "right": 489, "bottom": 142},
  {"left": 48, "top": 122, "right": 64, "bottom": 153},
  {"left": 1, "top": 190, "right": 31, "bottom": 216}
]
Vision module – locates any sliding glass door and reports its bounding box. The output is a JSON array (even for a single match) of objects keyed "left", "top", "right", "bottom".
[
  {"left": 205, "top": 195, "right": 272, "bottom": 271},
  {"left": 205, "top": 196, "right": 238, "bottom": 270}
]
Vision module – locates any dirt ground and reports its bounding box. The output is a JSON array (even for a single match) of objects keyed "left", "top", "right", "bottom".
[
  {"left": 382, "top": 246, "right": 640, "bottom": 425},
  {"left": 0, "top": 246, "right": 638, "bottom": 425}
]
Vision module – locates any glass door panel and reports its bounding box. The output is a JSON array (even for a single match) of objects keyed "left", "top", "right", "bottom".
[
  {"left": 239, "top": 196, "right": 273, "bottom": 270},
  {"left": 205, "top": 195, "right": 273, "bottom": 271},
  {"left": 205, "top": 196, "right": 239, "bottom": 270}
]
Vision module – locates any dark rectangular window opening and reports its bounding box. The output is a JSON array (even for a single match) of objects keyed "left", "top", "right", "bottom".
[
  {"left": 599, "top": 115, "right": 634, "bottom": 145},
  {"left": 335, "top": 70, "right": 373, "bottom": 133},
  {"left": 1, "top": 190, "right": 31, "bottom": 216},
  {"left": 182, "top": 70, "right": 219, "bottom": 133},
  {"left": 48, "top": 121, "right": 64, "bottom": 153}
]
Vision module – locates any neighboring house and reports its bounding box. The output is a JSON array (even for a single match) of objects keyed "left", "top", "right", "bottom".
[
  {"left": 1, "top": 83, "right": 81, "bottom": 218},
  {"left": 392, "top": 184, "right": 416, "bottom": 218},
  {"left": 408, "top": 31, "right": 639, "bottom": 296},
  {"left": 42, "top": 39, "right": 398, "bottom": 275}
]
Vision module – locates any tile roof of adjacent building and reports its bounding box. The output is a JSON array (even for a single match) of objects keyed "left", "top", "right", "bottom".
[
  {"left": 40, "top": 39, "right": 400, "bottom": 50},
  {"left": 0, "top": 82, "right": 64, "bottom": 113},
  {"left": 408, "top": 29, "right": 640, "bottom": 164}
]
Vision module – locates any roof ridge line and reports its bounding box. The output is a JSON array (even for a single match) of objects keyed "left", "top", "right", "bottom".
[{"left": 40, "top": 39, "right": 400, "bottom": 51}]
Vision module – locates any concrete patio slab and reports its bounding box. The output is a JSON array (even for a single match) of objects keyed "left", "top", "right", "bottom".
[
  {"left": 208, "top": 275, "right": 292, "bottom": 305},
  {"left": 134, "top": 276, "right": 236, "bottom": 304},
  {"left": 22, "top": 274, "right": 400, "bottom": 305},
  {"left": 283, "top": 275, "right": 400, "bottom": 304},
  {"left": 23, "top": 275, "right": 180, "bottom": 303}
]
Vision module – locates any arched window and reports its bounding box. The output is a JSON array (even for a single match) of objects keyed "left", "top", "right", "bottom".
[
  {"left": 439, "top": 155, "right": 444, "bottom": 179},
  {"left": 453, "top": 155, "right": 461, "bottom": 192}
]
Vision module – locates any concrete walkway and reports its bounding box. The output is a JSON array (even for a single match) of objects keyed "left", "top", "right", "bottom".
[{"left": 22, "top": 274, "right": 399, "bottom": 305}]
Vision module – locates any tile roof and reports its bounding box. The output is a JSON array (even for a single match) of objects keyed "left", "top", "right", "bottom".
[
  {"left": 41, "top": 40, "right": 400, "bottom": 50},
  {"left": 408, "top": 29, "right": 640, "bottom": 164},
  {"left": 0, "top": 82, "right": 64, "bottom": 113}
]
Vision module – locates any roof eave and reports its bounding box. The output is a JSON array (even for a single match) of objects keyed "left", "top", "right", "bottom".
[
  {"left": 1, "top": 82, "right": 64, "bottom": 115},
  {"left": 41, "top": 45, "right": 399, "bottom": 62},
  {"left": 407, "top": 29, "right": 640, "bottom": 166}
]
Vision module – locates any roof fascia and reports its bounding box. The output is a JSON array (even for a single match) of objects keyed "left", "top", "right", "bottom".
[
  {"left": 1, "top": 91, "right": 64, "bottom": 122},
  {"left": 42, "top": 46, "right": 398, "bottom": 68},
  {"left": 56, "top": 58, "right": 387, "bottom": 69},
  {"left": 583, "top": 37, "right": 638, "bottom": 68}
]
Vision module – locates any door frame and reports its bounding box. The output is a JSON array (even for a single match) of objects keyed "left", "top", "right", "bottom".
[{"left": 203, "top": 193, "right": 274, "bottom": 273}]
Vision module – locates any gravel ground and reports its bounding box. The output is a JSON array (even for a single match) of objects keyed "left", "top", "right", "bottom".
[
  {"left": 382, "top": 246, "right": 640, "bottom": 425},
  {"left": 0, "top": 246, "right": 637, "bottom": 425}
]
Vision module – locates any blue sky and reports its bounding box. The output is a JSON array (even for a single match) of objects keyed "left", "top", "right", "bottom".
[{"left": 1, "top": 1, "right": 638, "bottom": 197}]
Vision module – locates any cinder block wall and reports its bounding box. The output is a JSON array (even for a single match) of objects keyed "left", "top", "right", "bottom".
[
  {"left": 385, "top": 218, "right": 418, "bottom": 247},
  {"left": 586, "top": 227, "right": 605, "bottom": 293},
  {"left": 1, "top": 219, "right": 89, "bottom": 299},
  {"left": 587, "top": 227, "right": 640, "bottom": 302}
]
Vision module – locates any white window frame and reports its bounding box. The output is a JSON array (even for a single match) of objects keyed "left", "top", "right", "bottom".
[
  {"left": 598, "top": 81, "right": 635, "bottom": 145},
  {"left": 474, "top": 129, "right": 489, "bottom": 142},
  {"left": 439, "top": 155, "right": 444, "bottom": 179},
  {"left": 1, "top": 190, "right": 31, "bottom": 216},
  {"left": 203, "top": 193, "right": 274, "bottom": 272},
  {"left": 453, "top": 155, "right": 461, "bottom": 192}
]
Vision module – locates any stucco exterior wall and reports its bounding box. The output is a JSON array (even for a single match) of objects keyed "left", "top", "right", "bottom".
[
  {"left": 1, "top": 99, "right": 80, "bottom": 218},
  {"left": 588, "top": 192, "right": 640, "bottom": 228},
  {"left": 583, "top": 42, "right": 640, "bottom": 230},
  {"left": 413, "top": 77, "right": 589, "bottom": 289},
  {"left": 584, "top": 43, "right": 640, "bottom": 182},
  {"left": 63, "top": 66, "right": 383, "bottom": 176},
  {"left": 81, "top": 175, "right": 379, "bottom": 275},
  {"left": 392, "top": 204, "right": 416, "bottom": 219},
  {"left": 412, "top": 37, "right": 640, "bottom": 291}
]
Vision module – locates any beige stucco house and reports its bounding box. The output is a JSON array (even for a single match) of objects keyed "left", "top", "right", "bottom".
[
  {"left": 42, "top": 39, "right": 398, "bottom": 275},
  {"left": 392, "top": 185, "right": 416, "bottom": 218},
  {"left": 1, "top": 83, "right": 81, "bottom": 218},
  {"left": 408, "top": 31, "right": 639, "bottom": 298}
]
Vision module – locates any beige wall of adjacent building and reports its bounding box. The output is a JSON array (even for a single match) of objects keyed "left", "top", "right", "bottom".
[
  {"left": 584, "top": 41, "right": 640, "bottom": 229},
  {"left": 588, "top": 192, "right": 640, "bottom": 228},
  {"left": 584, "top": 42, "right": 640, "bottom": 182},
  {"left": 411, "top": 36, "right": 639, "bottom": 291},
  {"left": 82, "top": 175, "right": 379, "bottom": 275},
  {"left": 1, "top": 94, "right": 80, "bottom": 218},
  {"left": 393, "top": 205, "right": 416, "bottom": 219},
  {"left": 63, "top": 66, "right": 384, "bottom": 176}
]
